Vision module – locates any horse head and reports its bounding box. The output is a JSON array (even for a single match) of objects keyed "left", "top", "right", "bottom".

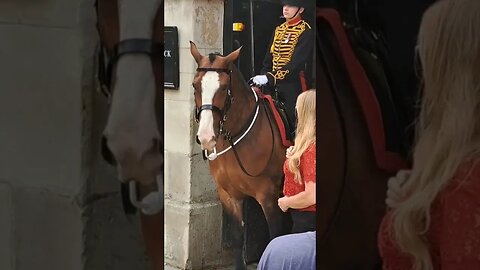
[
  {"left": 190, "top": 41, "right": 242, "bottom": 152},
  {"left": 97, "top": 0, "right": 163, "bottom": 186}
]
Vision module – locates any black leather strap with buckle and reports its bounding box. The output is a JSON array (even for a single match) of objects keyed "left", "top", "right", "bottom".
[{"left": 196, "top": 67, "right": 231, "bottom": 74}]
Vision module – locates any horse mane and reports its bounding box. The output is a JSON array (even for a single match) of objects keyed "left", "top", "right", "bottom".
[
  {"left": 228, "top": 62, "right": 251, "bottom": 93},
  {"left": 208, "top": 52, "right": 222, "bottom": 63}
]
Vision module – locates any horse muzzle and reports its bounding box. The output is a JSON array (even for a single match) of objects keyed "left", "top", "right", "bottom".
[
  {"left": 196, "top": 134, "right": 216, "bottom": 150},
  {"left": 116, "top": 154, "right": 162, "bottom": 185},
  {"left": 200, "top": 140, "right": 216, "bottom": 152}
]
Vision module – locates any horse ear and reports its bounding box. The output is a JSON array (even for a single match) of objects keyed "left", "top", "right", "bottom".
[
  {"left": 224, "top": 46, "right": 242, "bottom": 63},
  {"left": 190, "top": 41, "right": 203, "bottom": 64}
]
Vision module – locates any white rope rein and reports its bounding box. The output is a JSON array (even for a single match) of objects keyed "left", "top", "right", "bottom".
[{"left": 205, "top": 87, "right": 260, "bottom": 160}]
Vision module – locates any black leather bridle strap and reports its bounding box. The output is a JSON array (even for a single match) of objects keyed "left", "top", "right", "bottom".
[
  {"left": 114, "top": 38, "right": 163, "bottom": 59},
  {"left": 97, "top": 38, "right": 163, "bottom": 97},
  {"left": 194, "top": 66, "right": 234, "bottom": 123},
  {"left": 197, "top": 104, "right": 223, "bottom": 120},
  {"left": 108, "top": 39, "right": 163, "bottom": 79},
  {"left": 197, "top": 67, "right": 231, "bottom": 74}
]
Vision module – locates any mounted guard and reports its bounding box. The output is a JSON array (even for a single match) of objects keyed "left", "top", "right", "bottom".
[{"left": 250, "top": 0, "right": 314, "bottom": 138}]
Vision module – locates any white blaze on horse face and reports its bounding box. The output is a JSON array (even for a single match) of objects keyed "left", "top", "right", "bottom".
[
  {"left": 197, "top": 71, "right": 220, "bottom": 150},
  {"left": 103, "top": 0, "right": 163, "bottom": 185}
]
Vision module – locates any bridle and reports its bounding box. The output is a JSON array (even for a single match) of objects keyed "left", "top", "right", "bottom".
[
  {"left": 96, "top": 38, "right": 163, "bottom": 97},
  {"left": 194, "top": 66, "right": 234, "bottom": 142},
  {"left": 95, "top": 0, "right": 164, "bottom": 166},
  {"left": 94, "top": 0, "right": 164, "bottom": 98},
  {"left": 193, "top": 63, "right": 276, "bottom": 177}
]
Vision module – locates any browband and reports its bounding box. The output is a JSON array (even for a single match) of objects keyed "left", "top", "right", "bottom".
[{"left": 197, "top": 67, "right": 231, "bottom": 74}]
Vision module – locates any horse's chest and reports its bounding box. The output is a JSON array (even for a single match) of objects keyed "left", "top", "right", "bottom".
[
  {"left": 211, "top": 168, "right": 246, "bottom": 192},
  {"left": 213, "top": 170, "right": 235, "bottom": 187}
]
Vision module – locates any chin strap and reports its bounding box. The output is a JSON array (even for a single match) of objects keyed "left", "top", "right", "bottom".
[{"left": 292, "top": 7, "right": 301, "bottom": 19}]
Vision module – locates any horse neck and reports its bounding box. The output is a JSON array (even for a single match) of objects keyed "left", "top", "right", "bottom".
[{"left": 223, "top": 66, "right": 258, "bottom": 136}]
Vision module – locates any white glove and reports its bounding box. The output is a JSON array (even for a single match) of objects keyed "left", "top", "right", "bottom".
[{"left": 251, "top": 75, "right": 268, "bottom": 86}]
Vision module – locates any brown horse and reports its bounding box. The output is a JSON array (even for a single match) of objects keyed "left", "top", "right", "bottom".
[
  {"left": 190, "top": 42, "right": 289, "bottom": 270},
  {"left": 316, "top": 7, "right": 407, "bottom": 270},
  {"left": 95, "top": 0, "right": 164, "bottom": 269}
]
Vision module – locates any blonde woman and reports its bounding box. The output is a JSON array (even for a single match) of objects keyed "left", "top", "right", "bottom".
[
  {"left": 277, "top": 89, "right": 316, "bottom": 233},
  {"left": 378, "top": 0, "right": 480, "bottom": 269}
]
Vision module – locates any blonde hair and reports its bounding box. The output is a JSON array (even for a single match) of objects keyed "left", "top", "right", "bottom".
[
  {"left": 288, "top": 89, "right": 316, "bottom": 183},
  {"left": 392, "top": 0, "right": 480, "bottom": 269}
]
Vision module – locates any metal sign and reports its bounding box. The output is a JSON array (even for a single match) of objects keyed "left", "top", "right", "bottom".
[{"left": 164, "top": 26, "right": 179, "bottom": 89}]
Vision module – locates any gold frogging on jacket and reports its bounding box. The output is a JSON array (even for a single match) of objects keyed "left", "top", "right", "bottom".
[{"left": 270, "top": 20, "right": 310, "bottom": 79}]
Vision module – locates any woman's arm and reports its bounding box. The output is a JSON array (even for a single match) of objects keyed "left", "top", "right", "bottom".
[
  {"left": 279, "top": 144, "right": 316, "bottom": 212},
  {"left": 278, "top": 181, "right": 315, "bottom": 211}
]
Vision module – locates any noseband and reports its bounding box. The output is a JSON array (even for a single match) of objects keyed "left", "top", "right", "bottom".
[
  {"left": 94, "top": 0, "right": 164, "bottom": 97},
  {"left": 97, "top": 39, "right": 163, "bottom": 97},
  {"left": 194, "top": 67, "right": 234, "bottom": 139}
]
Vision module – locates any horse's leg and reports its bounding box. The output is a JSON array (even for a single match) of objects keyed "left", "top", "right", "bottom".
[
  {"left": 257, "top": 188, "right": 285, "bottom": 239},
  {"left": 140, "top": 211, "right": 164, "bottom": 270},
  {"left": 218, "top": 187, "right": 246, "bottom": 270}
]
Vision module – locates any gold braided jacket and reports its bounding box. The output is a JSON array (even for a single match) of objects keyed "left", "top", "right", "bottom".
[{"left": 267, "top": 19, "right": 311, "bottom": 83}]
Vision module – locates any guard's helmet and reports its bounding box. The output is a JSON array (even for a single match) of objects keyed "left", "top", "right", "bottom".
[{"left": 280, "top": 0, "right": 306, "bottom": 8}]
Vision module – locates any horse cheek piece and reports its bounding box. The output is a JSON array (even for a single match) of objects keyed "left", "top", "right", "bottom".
[{"left": 190, "top": 41, "right": 288, "bottom": 269}]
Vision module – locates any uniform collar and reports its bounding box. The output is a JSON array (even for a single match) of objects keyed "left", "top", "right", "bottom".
[{"left": 286, "top": 16, "right": 302, "bottom": 26}]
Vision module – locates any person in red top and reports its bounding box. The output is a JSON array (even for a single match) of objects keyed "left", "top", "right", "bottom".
[
  {"left": 277, "top": 89, "right": 316, "bottom": 233},
  {"left": 377, "top": 0, "right": 480, "bottom": 269}
]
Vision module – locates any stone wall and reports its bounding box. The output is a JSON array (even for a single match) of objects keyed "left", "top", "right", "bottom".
[
  {"left": 164, "top": 0, "right": 232, "bottom": 269},
  {"left": 0, "top": 1, "right": 147, "bottom": 269}
]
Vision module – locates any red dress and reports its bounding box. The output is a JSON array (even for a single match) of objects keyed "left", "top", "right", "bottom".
[
  {"left": 378, "top": 160, "right": 480, "bottom": 270},
  {"left": 283, "top": 143, "right": 316, "bottom": 212}
]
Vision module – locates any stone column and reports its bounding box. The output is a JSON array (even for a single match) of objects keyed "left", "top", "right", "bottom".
[
  {"left": 0, "top": 1, "right": 147, "bottom": 269},
  {"left": 164, "top": 0, "right": 231, "bottom": 269}
]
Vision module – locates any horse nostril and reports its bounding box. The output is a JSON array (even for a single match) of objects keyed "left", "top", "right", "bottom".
[{"left": 196, "top": 135, "right": 201, "bottom": 145}]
